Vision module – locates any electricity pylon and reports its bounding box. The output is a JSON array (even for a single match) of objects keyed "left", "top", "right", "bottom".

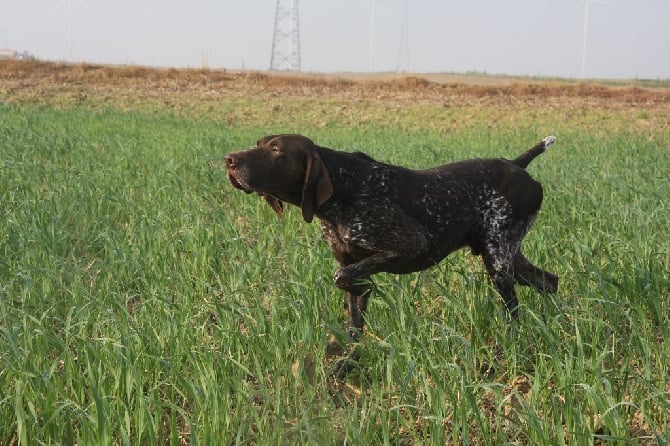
[{"left": 270, "top": 0, "right": 301, "bottom": 71}]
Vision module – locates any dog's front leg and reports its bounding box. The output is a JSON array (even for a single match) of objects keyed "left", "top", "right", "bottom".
[
  {"left": 332, "top": 290, "right": 371, "bottom": 378},
  {"left": 346, "top": 291, "right": 370, "bottom": 341},
  {"left": 329, "top": 291, "right": 366, "bottom": 378},
  {"left": 331, "top": 256, "right": 394, "bottom": 377},
  {"left": 334, "top": 254, "right": 400, "bottom": 336}
]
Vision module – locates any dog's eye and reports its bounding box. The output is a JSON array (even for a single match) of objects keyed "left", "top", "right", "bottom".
[{"left": 271, "top": 145, "right": 281, "bottom": 154}]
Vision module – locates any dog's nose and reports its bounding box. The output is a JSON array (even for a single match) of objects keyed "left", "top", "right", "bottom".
[{"left": 224, "top": 154, "right": 237, "bottom": 167}]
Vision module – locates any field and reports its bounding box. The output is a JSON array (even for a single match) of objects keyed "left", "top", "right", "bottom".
[{"left": 1, "top": 61, "right": 669, "bottom": 444}]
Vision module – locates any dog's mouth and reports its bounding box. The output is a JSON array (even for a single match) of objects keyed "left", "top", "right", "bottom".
[
  {"left": 227, "top": 171, "right": 253, "bottom": 194},
  {"left": 227, "top": 169, "right": 284, "bottom": 217}
]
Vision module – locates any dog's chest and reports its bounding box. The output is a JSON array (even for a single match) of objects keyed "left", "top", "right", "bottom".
[{"left": 319, "top": 219, "right": 375, "bottom": 264}]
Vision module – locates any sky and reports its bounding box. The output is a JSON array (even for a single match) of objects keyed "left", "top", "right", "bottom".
[{"left": 2, "top": 0, "right": 670, "bottom": 79}]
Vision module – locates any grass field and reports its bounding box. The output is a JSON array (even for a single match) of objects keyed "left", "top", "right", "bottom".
[{"left": 1, "top": 62, "right": 669, "bottom": 444}]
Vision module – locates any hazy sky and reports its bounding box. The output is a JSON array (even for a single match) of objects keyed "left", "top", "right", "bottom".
[{"left": 3, "top": 0, "right": 670, "bottom": 79}]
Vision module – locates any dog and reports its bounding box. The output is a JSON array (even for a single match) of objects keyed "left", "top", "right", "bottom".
[{"left": 224, "top": 134, "right": 558, "bottom": 345}]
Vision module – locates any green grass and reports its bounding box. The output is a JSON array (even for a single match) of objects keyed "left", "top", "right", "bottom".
[{"left": 0, "top": 102, "right": 668, "bottom": 445}]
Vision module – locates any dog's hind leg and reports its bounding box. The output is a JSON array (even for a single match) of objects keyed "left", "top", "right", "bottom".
[
  {"left": 480, "top": 214, "right": 538, "bottom": 318},
  {"left": 513, "top": 251, "right": 559, "bottom": 293},
  {"left": 482, "top": 250, "right": 519, "bottom": 318},
  {"left": 480, "top": 233, "right": 519, "bottom": 318},
  {"left": 509, "top": 213, "right": 559, "bottom": 294}
]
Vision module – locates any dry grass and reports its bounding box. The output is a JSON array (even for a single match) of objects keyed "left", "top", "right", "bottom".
[
  {"left": 3, "top": 60, "right": 669, "bottom": 143},
  {"left": 2, "top": 60, "right": 669, "bottom": 109}
]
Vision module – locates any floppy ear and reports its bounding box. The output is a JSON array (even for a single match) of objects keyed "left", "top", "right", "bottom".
[
  {"left": 301, "top": 150, "right": 333, "bottom": 223},
  {"left": 262, "top": 194, "right": 284, "bottom": 218}
]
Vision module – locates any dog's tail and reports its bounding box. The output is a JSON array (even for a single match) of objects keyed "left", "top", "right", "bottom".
[{"left": 512, "top": 136, "right": 556, "bottom": 169}]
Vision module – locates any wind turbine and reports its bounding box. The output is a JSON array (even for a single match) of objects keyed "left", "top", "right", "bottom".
[
  {"left": 581, "top": 0, "right": 608, "bottom": 78},
  {"left": 367, "top": 0, "right": 387, "bottom": 72},
  {"left": 396, "top": 0, "right": 410, "bottom": 72},
  {"left": 56, "top": 0, "right": 88, "bottom": 62}
]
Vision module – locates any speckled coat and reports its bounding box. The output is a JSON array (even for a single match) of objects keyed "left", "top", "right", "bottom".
[{"left": 224, "top": 135, "right": 559, "bottom": 342}]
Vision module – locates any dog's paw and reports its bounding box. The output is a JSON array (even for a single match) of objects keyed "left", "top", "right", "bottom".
[
  {"left": 333, "top": 267, "right": 352, "bottom": 289},
  {"left": 543, "top": 135, "right": 557, "bottom": 149},
  {"left": 333, "top": 266, "right": 363, "bottom": 289},
  {"left": 330, "top": 348, "right": 361, "bottom": 378}
]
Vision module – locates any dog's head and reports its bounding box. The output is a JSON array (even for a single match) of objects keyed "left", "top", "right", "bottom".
[{"left": 224, "top": 134, "right": 333, "bottom": 223}]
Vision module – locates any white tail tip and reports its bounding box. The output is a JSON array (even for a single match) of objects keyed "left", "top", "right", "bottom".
[{"left": 543, "top": 135, "right": 557, "bottom": 149}]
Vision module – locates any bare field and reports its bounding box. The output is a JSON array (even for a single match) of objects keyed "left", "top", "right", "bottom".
[
  {"left": 3, "top": 60, "right": 669, "bottom": 147},
  {"left": 2, "top": 60, "right": 669, "bottom": 108}
]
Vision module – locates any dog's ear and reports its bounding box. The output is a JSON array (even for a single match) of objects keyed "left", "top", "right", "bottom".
[
  {"left": 256, "top": 135, "right": 278, "bottom": 147},
  {"left": 262, "top": 194, "right": 284, "bottom": 218},
  {"left": 301, "top": 150, "right": 333, "bottom": 223}
]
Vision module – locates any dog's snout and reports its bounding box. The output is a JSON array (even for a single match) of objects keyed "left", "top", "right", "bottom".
[{"left": 224, "top": 154, "right": 237, "bottom": 167}]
